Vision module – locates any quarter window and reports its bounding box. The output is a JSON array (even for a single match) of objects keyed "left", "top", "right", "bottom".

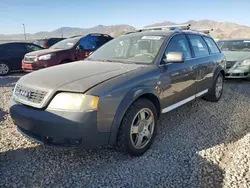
[
  {"left": 187, "top": 35, "right": 209, "bottom": 57},
  {"left": 203, "top": 37, "right": 220, "bottom": 54},
  {"left": 165, "top": 34, "right": 192, "bottom": 60}
]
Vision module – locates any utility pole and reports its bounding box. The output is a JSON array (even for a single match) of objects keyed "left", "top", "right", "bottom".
[
  {"left": 61, "top": 28, "right": 63, "bottom": 38},
  {"left": 22, "top": 24, "right": 26, "bottom": 40}
]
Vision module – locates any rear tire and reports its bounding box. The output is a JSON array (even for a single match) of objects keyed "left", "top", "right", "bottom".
[
  {"left": 0, "top": 62, "right": 10, "bottom": 76},
  {"left": 203, "top": 72, "right": 224, "bottom": 102},
  {"left": 116, "top": 98, "right": 158, "bottom": 156}
]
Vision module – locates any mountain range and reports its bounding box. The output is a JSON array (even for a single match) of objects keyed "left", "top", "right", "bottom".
[{"left": 1, "top": 20, "right": 250, "bottom": 40}]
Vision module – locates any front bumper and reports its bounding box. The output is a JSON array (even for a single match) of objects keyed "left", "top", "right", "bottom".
[
  {"left": 9, "top": 98, "right": 110, "bottom": 148},
  {"left": 22, "top": 59, "right": 57, "bottom": 72},
  {"left": 225, "top": 65, "right": 250, "bottom": 78}
]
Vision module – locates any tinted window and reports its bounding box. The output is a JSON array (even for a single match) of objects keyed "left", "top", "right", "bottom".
[
  {"left": 5, "top": 43, "right": 27, "bottom": 54},
  {"left": 218, "top": 40, "right": 250, "bottom": 51},
  {"left": 203, "top": 37, "right": 220, "bottom": 54},
  {"left": 165, "top": 34, "right": 191, "bottom": 59},
  {"left": 25, "top": 44, "right": 43, "bottom": 52},
  {"left": 47, "top": 39, "right": 56, "bottom": 46},
  {"left": 99, "top": 36, "right": 112, "bottom": 46},
  {"left": 48, "top": 38, "right": 64, "bottom": 46},
  {"left": 79, "top": 36, "right": 100, "bottom": 50},
  {"left": 187, "top": 35, "right": 209, "bottom": 57}
]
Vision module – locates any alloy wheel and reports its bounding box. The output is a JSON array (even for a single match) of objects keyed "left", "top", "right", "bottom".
[
  {"left": 0, "top": 63, "right": 9, "bottom": 75},
  {"left": 130, "top": 108, "right": 155, "bottom": 149},
  {"left": 215, "top": 76, "right": 223, "bottom": 99}
]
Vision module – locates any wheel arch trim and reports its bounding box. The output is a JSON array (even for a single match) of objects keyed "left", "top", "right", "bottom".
[{"left": 109, "top": 87, "right": 161, "bottom": 145}]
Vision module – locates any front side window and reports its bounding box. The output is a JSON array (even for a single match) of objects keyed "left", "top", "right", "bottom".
[
  {"left": 88, "top": 34, "right": 166, "bottom": 64},
  {"left": 203, "top": 37, "right": 220, "bottom": 54},
  {"left": 165, "top": 34, "right": 192, "bottom": 60},
  {"left": 187, "top": 35, "right": 209, "bottom": 57}
]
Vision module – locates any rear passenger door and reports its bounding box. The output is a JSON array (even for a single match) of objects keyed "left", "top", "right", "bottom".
[
  {"left": 160, "top": 34, "right": 198, "bottom": 110},
  {"left": 186, "top": 34, "right": 213, "bottom": 94}
]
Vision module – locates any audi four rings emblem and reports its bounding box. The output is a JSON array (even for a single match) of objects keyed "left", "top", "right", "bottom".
[{"left": 16, "top": 89, "right": 32, "bottom": 98}]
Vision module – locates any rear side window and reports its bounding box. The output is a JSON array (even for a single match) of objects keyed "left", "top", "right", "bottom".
[
  {"left": 187, "top": 35, "right": 209, "bottom": 57},
  {"left": 203, "top": 37, "right": 220, "bottom": 54},
  {"left": 165, "top": 34, "right": 192, "bottom": 60}
]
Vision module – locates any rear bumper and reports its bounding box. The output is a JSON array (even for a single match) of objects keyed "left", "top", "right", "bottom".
[
  {"left": 9, "top": 98, "right": 110, "bottom": 148},
  {"left": 225, "top": 65, "right": 250, "bottom": 78}
]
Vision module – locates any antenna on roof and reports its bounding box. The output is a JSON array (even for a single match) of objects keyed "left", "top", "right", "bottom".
[{"left": 136, "top": 24, "right": 191, "bottom": 32}]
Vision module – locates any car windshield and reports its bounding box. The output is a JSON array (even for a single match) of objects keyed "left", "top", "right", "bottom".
[
  {"left": 218, "top": 40, "right": 250, "bottom": 51},
  {"left": 50, "top": 37, "right": 80, "bottom": 50},
  {"left": 88, "top": 34, "right": 166, "bottom": 64}
]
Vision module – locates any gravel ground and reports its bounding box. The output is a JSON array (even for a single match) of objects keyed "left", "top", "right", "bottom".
[{"left": 0, "top": 73, "right": 250, "bottom": 188}]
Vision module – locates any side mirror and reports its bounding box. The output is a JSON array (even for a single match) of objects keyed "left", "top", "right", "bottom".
[{"left": 165, "top": 52, "right": 184, "bottom": 63}]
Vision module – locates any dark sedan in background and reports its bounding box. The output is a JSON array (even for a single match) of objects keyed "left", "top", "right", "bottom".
[
  {"left": 218, "top": 39, "right": 250, "bottom": 79},
  {"left": 0, "top": 42, "right": 43, "bottom": 76}
]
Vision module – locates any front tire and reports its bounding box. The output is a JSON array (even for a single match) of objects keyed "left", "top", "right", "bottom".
[
  {"left": 203, "top": 72, "right": 224, "bottom": 102},
  {"left": 116, "top": 98, "right": 158, "bottom": 156},
  {"left": 0, "top": 62, "right": 10, "bottom": 76}
]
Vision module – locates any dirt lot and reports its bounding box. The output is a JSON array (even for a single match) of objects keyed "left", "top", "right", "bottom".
[{"left": 0, "top": 73, "right": 250, "bottom": 188}]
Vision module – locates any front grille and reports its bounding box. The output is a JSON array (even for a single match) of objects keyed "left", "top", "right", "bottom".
[
  {"left": 226, "top": 61, "right": 236, "bottom": 69},
  {"left": 24, "top": 56, "right": 37, "bottom": 62},
  {"left": 14, "top": 84, "right": 48, "bottom": 106}
]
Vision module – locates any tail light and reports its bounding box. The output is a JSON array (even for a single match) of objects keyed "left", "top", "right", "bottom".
[{"left": 43, "top": 45, "right": 49, "bottom": 49}]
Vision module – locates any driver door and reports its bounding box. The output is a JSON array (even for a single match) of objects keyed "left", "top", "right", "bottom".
[{"left": 159, "top": 34, "right": 198, "bottom": 111}]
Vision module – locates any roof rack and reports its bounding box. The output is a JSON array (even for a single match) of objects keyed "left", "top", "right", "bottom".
[
  {"left": 136, "top": 24, "right": 191, "bottom": 32},
  {"left": 187, "top": 29, "right": 214, "bottom": 35},
  {"left": 197, "top": 29, "right": 213, "bottom": 34}
]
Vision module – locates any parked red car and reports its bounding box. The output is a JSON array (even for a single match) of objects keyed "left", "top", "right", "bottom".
[{"left": 22, "top": 33, "right": 113, "bottom": 72}]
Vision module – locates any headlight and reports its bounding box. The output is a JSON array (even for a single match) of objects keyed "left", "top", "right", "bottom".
[
  {"left": 238, "top": 59, "right": 250, "bottom": 66},
  {"left": 48, "top": 93, "right": 99, "bottom": 111},
  {"left": 38, "top": 54, "right": 52, "bottom": 60}
]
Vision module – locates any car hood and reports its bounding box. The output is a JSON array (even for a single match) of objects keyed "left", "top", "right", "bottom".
[
  {"left": 222, "top": 51, "right": 250, "bottom": 62},
  {"left": 25, "top": 48, "right": 66, "bottom": 56},
  {"left": 18, "top": 60, "right": 145, "bottom": 94}
]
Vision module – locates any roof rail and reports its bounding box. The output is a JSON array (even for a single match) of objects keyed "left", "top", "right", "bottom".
[
  {"left": 197, "top": 29, "right": 213, "bottom": 34},
  {"left": 187, "top": 29, "right": 213, "bottom": 35},
  {"left": 136, "top": 24, "right": 191, "bottom": 32}
]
